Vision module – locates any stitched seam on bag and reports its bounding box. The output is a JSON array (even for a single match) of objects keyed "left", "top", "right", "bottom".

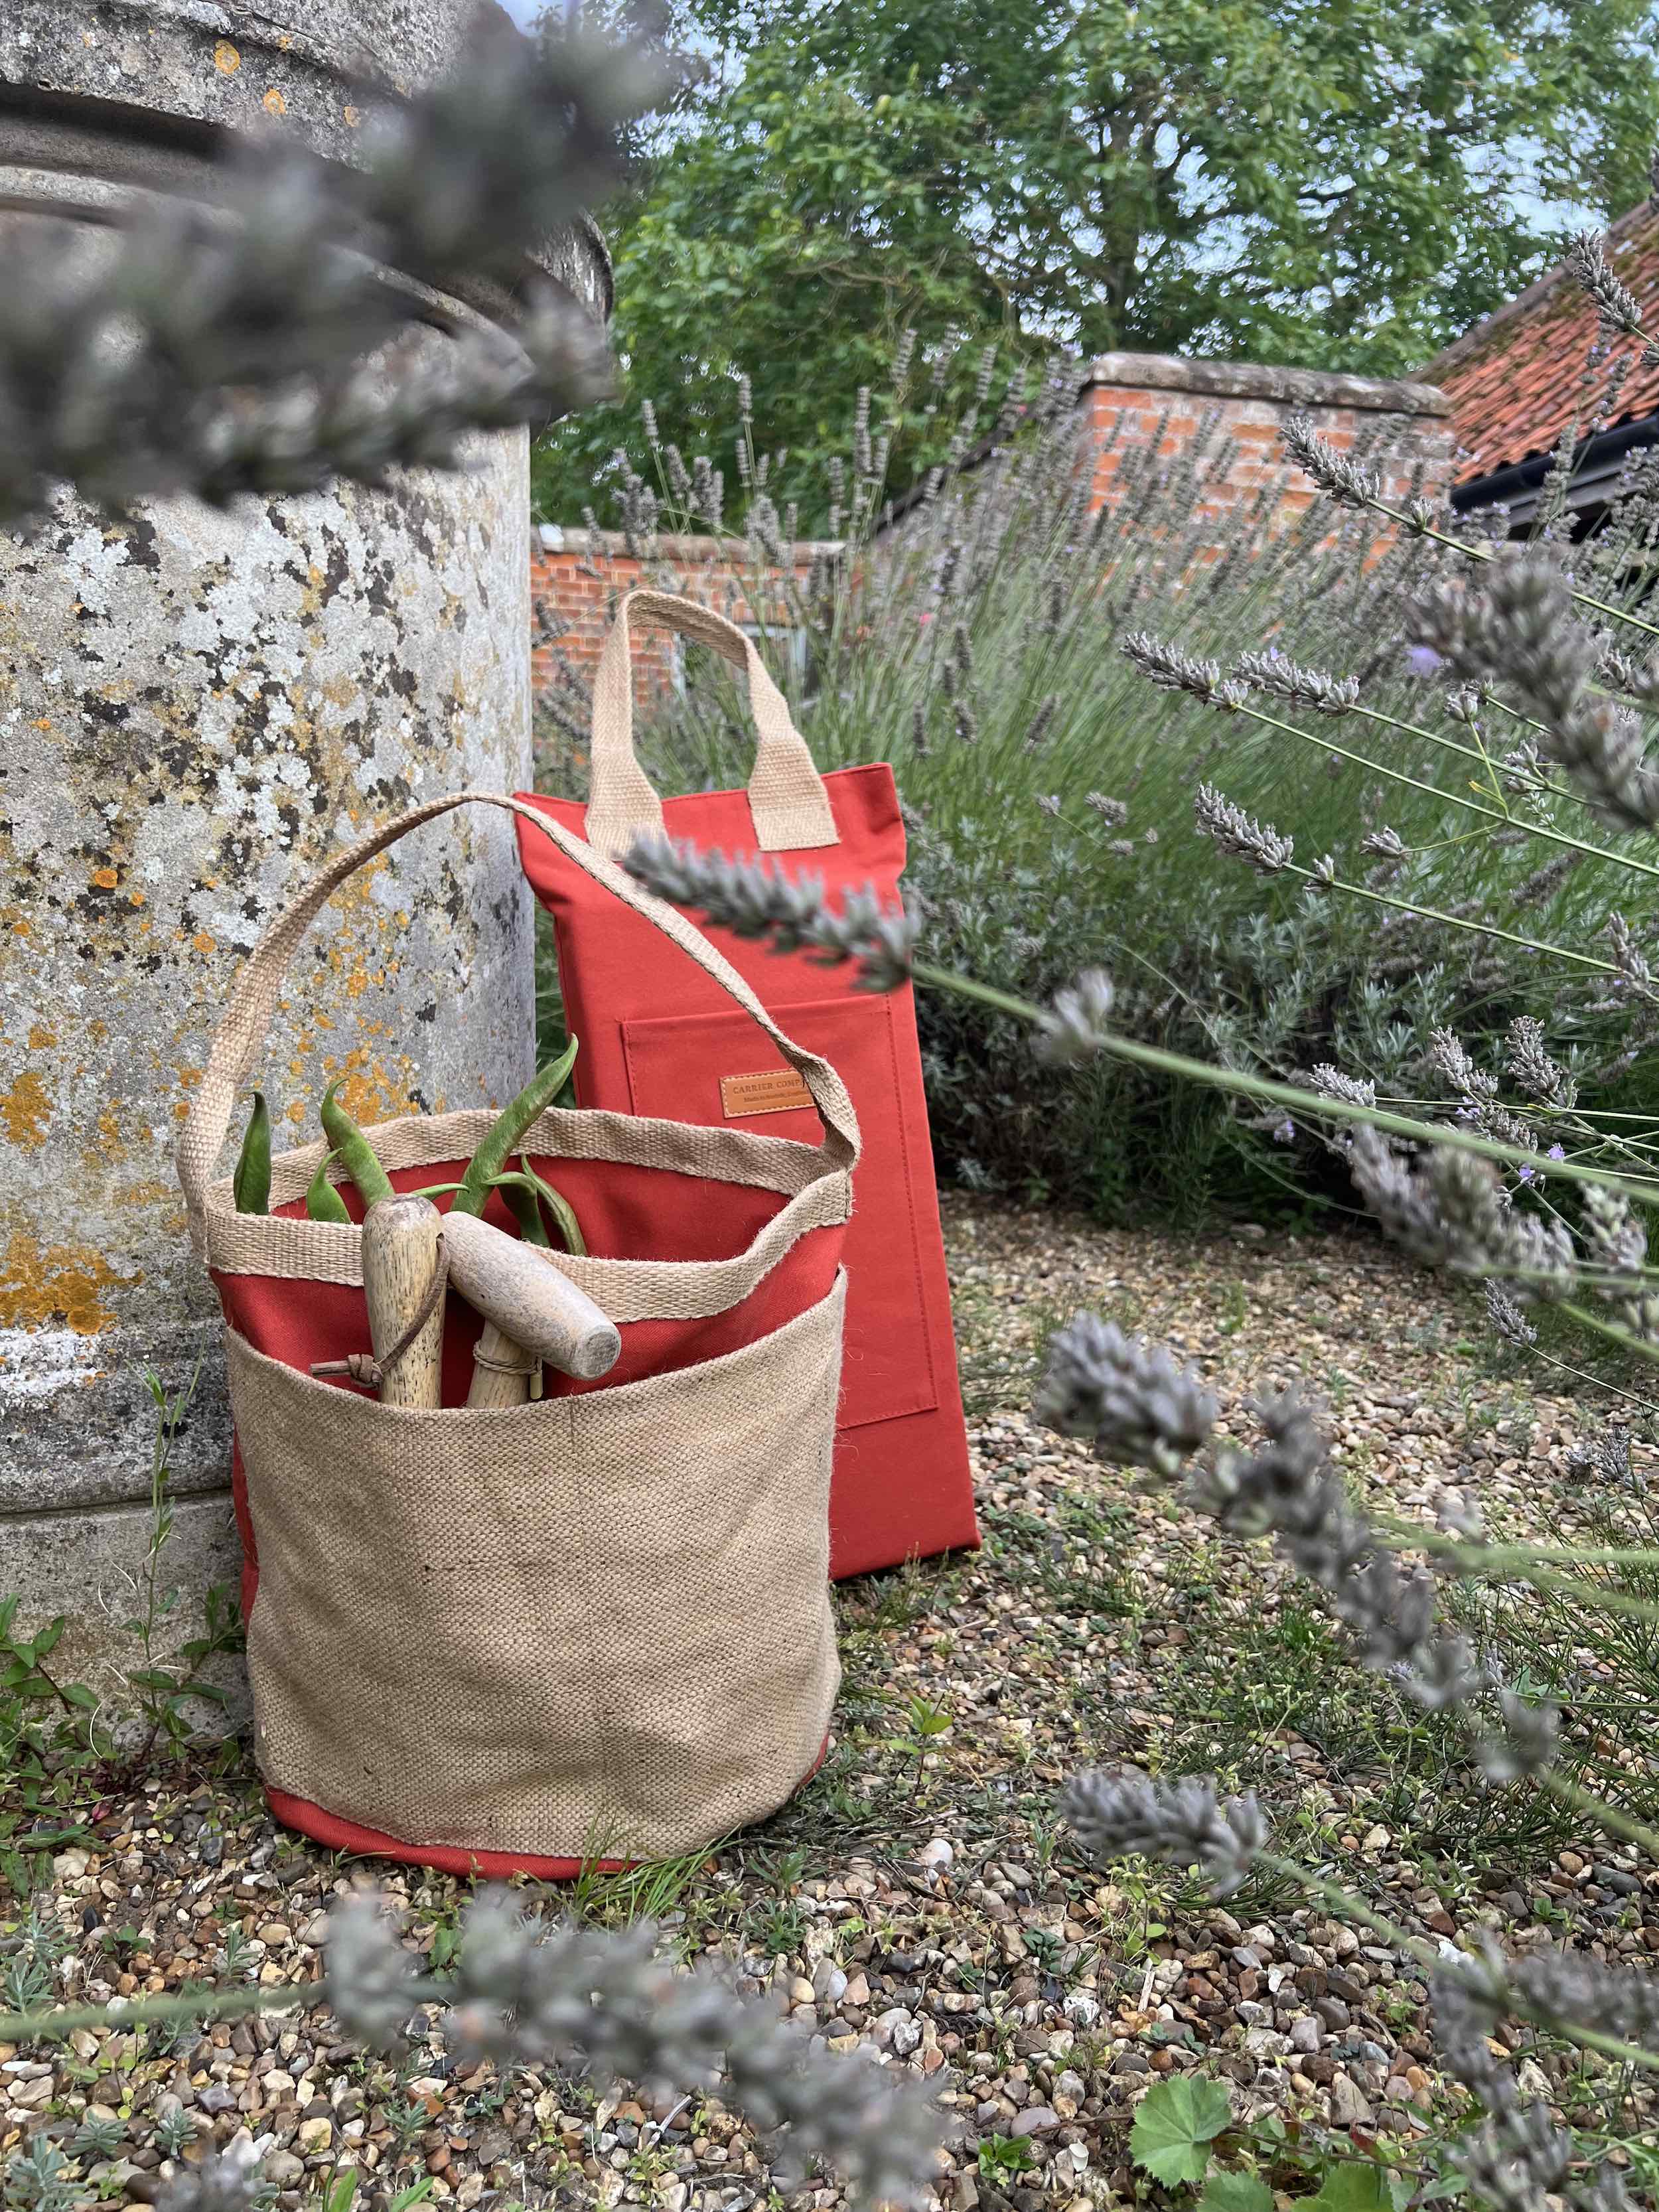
[{"left": 859, "top": 990, "right": 940, "bottom": 1425}]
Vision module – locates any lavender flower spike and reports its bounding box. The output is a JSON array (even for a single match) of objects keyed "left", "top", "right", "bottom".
[
  {"left": 1233, "top": 649, "right": 1361, "bottom": 716},
  {"left": 1062, "top": 1771, "right": 1267, "bottom": 1899},
  {"left": 1034, "top": 1313, "right": 1216, "bottom": 1474},
  {"left": 1035, "top": 969, "right": 1115, "bottom": 1065},
  {"left": 1282, "top": 415, "right": 1381, "bottom": 506},
  {"left": 1194, "top": 784, "right": 1295, "bottom": 874},
  {"left": 623, "top": 835, "right": 921, "bottom": 992},
  {"left": 1121, "top": 630, "right": 1224, "bottom": 702}
]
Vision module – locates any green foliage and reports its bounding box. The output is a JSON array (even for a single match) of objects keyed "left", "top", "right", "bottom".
[
  {"left": 586, "top": 364, "right": 1658, "bottom": 1223},
  {"left": 977, "top": 2134, "right": 1038, "bottom": 2182},
  {"left": 115, "top": 1368, "right": 243, "bottom": 1772},
  {"left": 1197, "top": 2176, "right": 1276, "bottom": 2212},
  {"left": 1129, "top": 2073, "right": 1234, "bottom": 2187},
  {"left": 0, "top": 1368, "right": 242, "bottom": 1891},
  {"left": 1302, "top": 2169, "right": 1407, "bottom": 2212},
  {"left": 534, "top": 0, "right": 1659, "bottom": 522}
]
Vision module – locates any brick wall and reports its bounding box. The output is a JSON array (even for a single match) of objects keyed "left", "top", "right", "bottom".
[
  {"left": 530, "top": 356, "right": 1453, "bottom": 725},
  {"left": 1080, "top": 352, "right": 1453, "bottom": 545},
  {"left": 530, "top": 528, "right": 839, "bottom": 708}
]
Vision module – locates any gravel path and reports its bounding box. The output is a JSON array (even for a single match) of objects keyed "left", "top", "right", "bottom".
[{"left": 3, "top": 1198, "right": 1655, "bottom": 2209}]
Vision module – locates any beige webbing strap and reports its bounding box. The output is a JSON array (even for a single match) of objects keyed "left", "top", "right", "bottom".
[
  {"left": 584, "top": 588, "right": 838, "bottom": 859},
  {"left": 175, "top": 791, "right": 860, "bottom": 1251}
]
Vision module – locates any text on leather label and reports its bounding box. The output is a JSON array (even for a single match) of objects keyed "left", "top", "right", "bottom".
[{"left": 721, "top": 1068, "right": 814, "bottom": 1118}]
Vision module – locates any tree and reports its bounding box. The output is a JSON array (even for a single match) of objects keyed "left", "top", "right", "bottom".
[{"left": 534, "top": 0, "right": 1659, "bottom": 528}]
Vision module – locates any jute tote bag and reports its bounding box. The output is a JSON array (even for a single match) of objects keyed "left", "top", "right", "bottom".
[
  {"left": 517, "top": 589, "right": 980, "bottom": 1581},
  {"left": 177, "top": 790, "right": 859, "bottom": 1876}
]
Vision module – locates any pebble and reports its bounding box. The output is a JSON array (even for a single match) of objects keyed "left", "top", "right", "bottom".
[
  {"left": 12, "top": 1205, "right": 1655, "bottom": 2212},
  {"left": 1329, "top": 2076, "right": 1374, "bottom": 2126}
]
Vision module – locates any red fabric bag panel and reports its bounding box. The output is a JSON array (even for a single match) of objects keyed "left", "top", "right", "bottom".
[{"left": 516, "top": 591, "right": 978, "bottom": 1578}]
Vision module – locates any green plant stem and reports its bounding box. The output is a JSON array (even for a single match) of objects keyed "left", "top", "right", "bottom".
[
  {"left": 1238, "top": 698, "right": 1659, "bottom": 888},
  {"left": 1536, "top": 1768, "right": 1659, "bottom": 1864},
  {"left": 1369, "top": 498, "right": 1659, "bottom": 642},
  {"left": 907, "top": 961, "right": 1659, "bottom": 1205},
  {"left": 1413, "top": 1540, "right": 1659, "bottom": 1625},
  {"left": 1283, "top": 861, "right": 1621, "bottom": 978},
  {"left": 1410, "top": 1530, "right": 1659, "bottom": 1571},
  {"left": 1256, "top": 1852, "right": 1659, "bottom": 2075},
  {"left": 1557, "top": 1300, "right": 1659, "bottom": 1368},
  {"left": 0, "top": 1979, "right": 313, "bottom": 2046}
]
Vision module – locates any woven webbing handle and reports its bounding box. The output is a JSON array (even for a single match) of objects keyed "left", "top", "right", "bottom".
[
  {"left": 175, "top": 791, "right": 859, "bottom": 1238},
  {"left": 584, "top": 588, "right": 837, "bottom": 859}
]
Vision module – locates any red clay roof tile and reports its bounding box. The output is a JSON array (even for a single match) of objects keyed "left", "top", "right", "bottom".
[{"left": 1426, "top": 202, "right": 1659, "bottom": 484}]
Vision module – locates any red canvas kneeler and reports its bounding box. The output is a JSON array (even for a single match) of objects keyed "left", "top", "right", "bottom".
[{"left": 517, "top": 589, "right": 979, "bottom": 1578}]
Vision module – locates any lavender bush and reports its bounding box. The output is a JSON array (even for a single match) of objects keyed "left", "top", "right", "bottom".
[
  {"left": 558, "top": 352, "right": 1659, "bottom": 1220},
  {"left": 9, "top": 18, "right": 1659, "bottom": 2205},
  {"left": 618, "top": 217, "right": 1659, "bottom": 2207}
]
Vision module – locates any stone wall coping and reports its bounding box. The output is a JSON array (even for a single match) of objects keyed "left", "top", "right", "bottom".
[
  {"left": 1081, "top": 350, "right": 1450, "bottom": 417},
  {"left": 535, "top": 525, "right": 845, "bottom": 562}
]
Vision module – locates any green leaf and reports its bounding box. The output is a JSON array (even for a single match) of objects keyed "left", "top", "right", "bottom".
[
  {"left": 305, "top": 1148, "right": 352, "bottom": 1224},
  {"left": 1305, "top": 2166, "right": 1405, "bottom": 2212},
  {"left": 1129, "top": 2075, "right": 1233, "bottom": 2187},
  {"left": 232, "top": 1089, "right": 271, "bottom": 1215},
  {"left": 453, "top": 1038, "right": 580, "bottom": 1218},
  {"left": 1198, "top": 2175, "right": 1275, "bottom": 2212}
]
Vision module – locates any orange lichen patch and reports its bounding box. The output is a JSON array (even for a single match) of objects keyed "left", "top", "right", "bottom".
[
  {"left": 130, "top": 891, "right": 147, "bottom": 908},
  {"left": 92, "top": 1104, "right": 129, "bottom": 1165},
  {"left": 263, "top": 87, "right": 287, "bottom": 115},
  {"left": 27, "top": 1025, "right": 55, "bottom": 1051},
  {"left": 192, "top": 931, "right": 216, "bottom": 956},
  {"left": 114, "top": 1179, "right": 173, "bottom": 1209},
  {"left": 1, "top": 1070, "right": 51, "bottom": 1149},
  {"left": 285, "top": 1100, "right": 307, "bottom": 1124},
  {"left": 90, "top": 866, "right": 118, "bottom": 890},
  {"left": 214, "top": 39, "right": 241, "bottom": 73},
  {"left": 344, "top": 104, "right": 363, "bottom": 127},
  {"left": 0, "top": 1226, "right": 139, "bottom": 1335}
]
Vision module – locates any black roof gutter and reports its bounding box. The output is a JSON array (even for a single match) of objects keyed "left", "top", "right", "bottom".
[{"left": 1452, "top": 412, "right": 1659, "bottom": 518}]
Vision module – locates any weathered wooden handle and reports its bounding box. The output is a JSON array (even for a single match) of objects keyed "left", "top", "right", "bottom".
[
  {"left": 362, "top": 1194, "right": 446, "bottom": 1409},
  {"left": 466, "top": 1319, "right": 539, "bottom": 1411},
  {"left": 443, "top": 1210, "right": 621, "bottom": 1382}
]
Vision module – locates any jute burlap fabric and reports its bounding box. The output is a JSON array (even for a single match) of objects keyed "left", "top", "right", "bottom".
[
  {"left": 176, "top": 791, "right": 859, "bottom": 1860},
  {"left": 583, "top": 591, "right": 838, "bottom": 859},
  {"left": 229, "top": 1278, "right": 844, "bottom": 1858}
]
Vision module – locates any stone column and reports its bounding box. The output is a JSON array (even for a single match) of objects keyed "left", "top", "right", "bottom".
[{"left": 0, "top": 3, "right": 610, "bottom": 1663}]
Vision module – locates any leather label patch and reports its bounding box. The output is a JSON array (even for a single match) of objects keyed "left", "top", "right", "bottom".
[{"left": 721, "top": 1067, "right": 814, "bottom": 1118}]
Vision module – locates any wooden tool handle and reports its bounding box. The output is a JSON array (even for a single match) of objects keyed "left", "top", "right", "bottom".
[
  {"left": 466, "top": 1320, "right": 538, "bottom": 1411},
  {"left": 442, "top": 1210, "right": 621, "bottom": 1381},
  {"left": 362, "top": 1195, "right": 446, "bottom": 1409}
]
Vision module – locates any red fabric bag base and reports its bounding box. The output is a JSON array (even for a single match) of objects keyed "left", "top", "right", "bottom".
[
  {"left": 516, "top": 725, "right": 979, "bottom": 1579},
  {"left": 264, "top": 1730, "right": 830, "bottom": 1881}
]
